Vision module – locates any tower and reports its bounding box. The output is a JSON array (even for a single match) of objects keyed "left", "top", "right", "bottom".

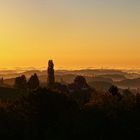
[{"left": 47, "top": 60, "right": 55, "bottom": 86}]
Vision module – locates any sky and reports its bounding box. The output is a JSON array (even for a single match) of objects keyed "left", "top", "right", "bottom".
[{"left": 0, "top": 0, "right": 140, "bottom": 69}]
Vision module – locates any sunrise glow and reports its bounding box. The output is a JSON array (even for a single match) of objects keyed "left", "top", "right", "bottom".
[{"left": 0, "top": 0, "right": 140, "bottom": 69}]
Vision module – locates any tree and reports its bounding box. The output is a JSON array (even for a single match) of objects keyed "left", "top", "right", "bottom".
[
  {"left": 74, "top": 76, "right": 88, "bottom": 88},
  {"left": 69, "top": 76, "right": 91, "bottom": 105},
  {"left": 109, "top": 85, "right": 119, "bottom": 96},
  {"left": 28, "top": 73, "right": 40, "bottom": 90},
  {"left": 15, "top": 75, "right": 27, "bottom": 89}
]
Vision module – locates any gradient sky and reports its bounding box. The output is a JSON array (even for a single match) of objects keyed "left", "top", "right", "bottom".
[{"left": 0, "top": 0, "right": 140, "bottom": 69}]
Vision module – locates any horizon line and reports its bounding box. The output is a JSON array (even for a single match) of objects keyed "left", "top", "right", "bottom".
[{"left": 0, "top": 66, "right": 140, "bottom": 71}]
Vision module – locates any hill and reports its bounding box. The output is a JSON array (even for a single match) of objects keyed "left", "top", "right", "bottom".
[
  {"left": 116, "top": 78, "right": 140, "bottom": 89},
  {"left": 88, "top": 81, "right": 112, "bottom": 92},
  {"left": 99, "top": 74, "right": 126, "bottom": 81}
]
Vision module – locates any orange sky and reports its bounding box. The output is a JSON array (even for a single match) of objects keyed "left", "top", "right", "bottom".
[{"left": 0, "top": 0, "right": 140, "bottom": 69}]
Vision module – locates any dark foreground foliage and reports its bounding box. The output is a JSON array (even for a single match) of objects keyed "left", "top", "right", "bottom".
[{"left": 0, "top": 88, "right": 140, "bottom": 140}]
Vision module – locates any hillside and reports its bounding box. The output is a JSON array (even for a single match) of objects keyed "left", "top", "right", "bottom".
[
  {"left": 0, "top": 87, "right": 20, "bottom": 100},
  {"left": 116, "top": 78, "right": 140, "bottom": 89}
]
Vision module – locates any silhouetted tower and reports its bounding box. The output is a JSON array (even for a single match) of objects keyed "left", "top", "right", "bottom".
[{"left": 47, "top": 60, "right": 55, "bottom": 86}]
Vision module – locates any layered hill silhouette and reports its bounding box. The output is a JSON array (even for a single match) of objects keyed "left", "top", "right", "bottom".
[
  {"left": 2, "top": 69, "right": 140, "bottom": 91},
  {"left": 0, "top": 61, "right": 140, "bottom": 139},
  {"left": 116, "top": 78, "right": 140, "bottom": 89}
]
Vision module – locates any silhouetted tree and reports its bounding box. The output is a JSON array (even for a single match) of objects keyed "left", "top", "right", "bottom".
[
  {"left": 74, "top": 76, "right": 88, "bottom": 88},
  {"left": 15, "top": 75, "right": 27, "bottom": 89},
  {"left": 109, "top": 85, "right": 119, "bottom": 96},
  {"left": 47, "top": 60, "right": 55, "bottom": 87},
  {"left": 109, "top": 85, "right": 122, "bottom": 100},
  {"left": 28, "top": 73, "right": 40, "bottom": 90},
  {"left": 69, "top": 76, "right": 91, "bottom": 105}
]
